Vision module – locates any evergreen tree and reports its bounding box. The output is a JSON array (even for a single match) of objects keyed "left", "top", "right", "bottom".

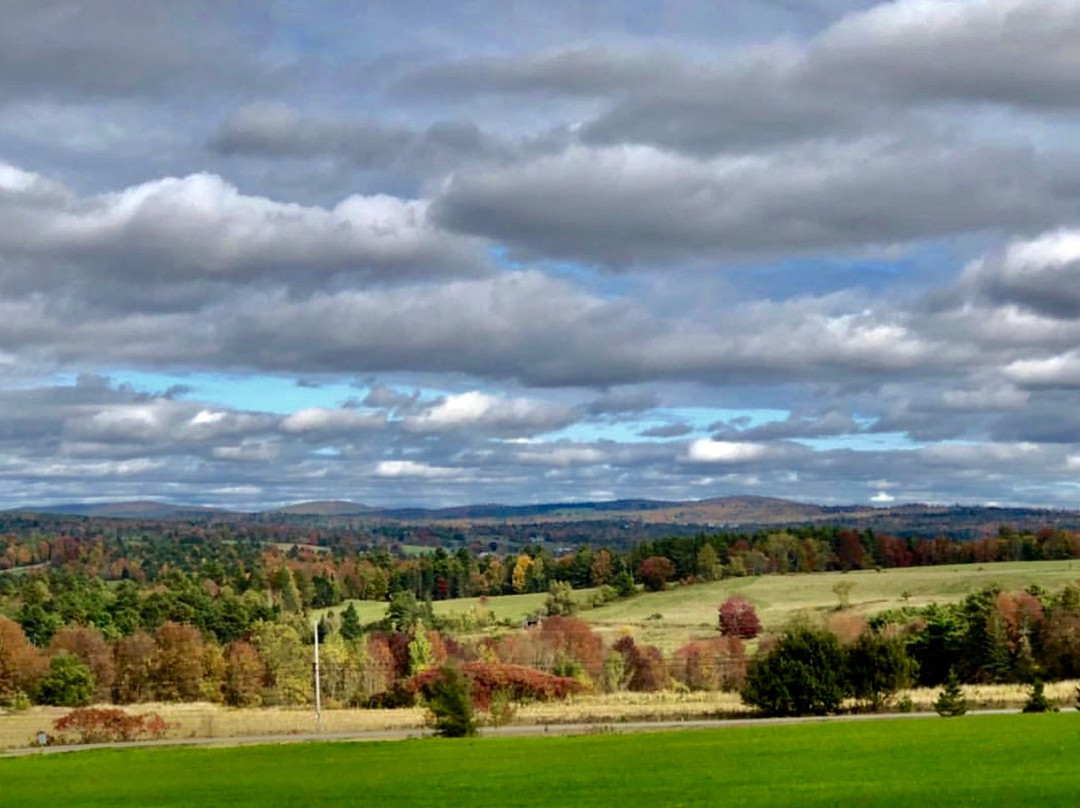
[
  {"left": 934, "top": 668, "right": 967, "bottom": 717},
  {"left": 741, "top": 627, "right": 847, "bottom": 716},
  {"left": 340, "top": 602, "right": 363, "bottom": 641},
  {"left": 425, "top": 662, "right": 478, "bottom": 738}
]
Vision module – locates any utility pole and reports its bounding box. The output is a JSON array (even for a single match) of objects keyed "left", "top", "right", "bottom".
[{"left": 313, "top": 620, "right": 322, "bottom": 733}]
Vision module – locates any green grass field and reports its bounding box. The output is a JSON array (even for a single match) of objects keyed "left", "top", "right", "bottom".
[{"left": 3, "top": 715, "right": 1080, "bottom": 806}]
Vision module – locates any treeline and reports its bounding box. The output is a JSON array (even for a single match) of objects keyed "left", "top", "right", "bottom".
[
  {"left": 0, "top": 608, "right": 747, "bottom": 711},
  {"left": 7, "top": 524, "right": 1080, "bottom": 614}
]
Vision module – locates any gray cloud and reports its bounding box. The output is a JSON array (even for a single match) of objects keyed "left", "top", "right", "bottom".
[
  {"left": 639, "top": 422, "right": 695, "bottom": 438},
  {"left": 7, "top": 1, "right": 1080, "bottom": 509},
  {"left": 433, "top": 141, "right": 1080, "bottom": 267},
  {"left": 402, "top": 1, "right": 1080, "bottom": 158},
  {"left": 0, "top": 163, "right": 488, "bottom": 311},
  {"left": 211, "top": 103, "right": 511, "bottom": 172}
]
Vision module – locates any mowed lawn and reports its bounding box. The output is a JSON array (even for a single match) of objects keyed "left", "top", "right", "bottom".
[{"left": 4, "top": 715, "right": 1080, "bottom": 807}]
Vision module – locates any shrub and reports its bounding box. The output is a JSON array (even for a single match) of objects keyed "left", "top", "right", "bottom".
[
  {"left": 613, "top": 571, "right": 637, "bottom": 598},
  {"left": 934, "top": 668, "right": 967, "bottom": 717},
  {"left": 407, "top": 661, "right": 586, "bottom": 710},
  {"left": 741, "top": 627, "right": 847, "bottom": 716},
  {"left": 1022, "top": 679, "right": 1058, "bottom": 713},
  {"left": 486, "top": 687, "right": 517, "bottom": 727},
  {"left": 52, "top": 707, "right": 175, "bottom": 744},
  {"left": 545, "top": 581, "right": 577, "bottom": 617}
]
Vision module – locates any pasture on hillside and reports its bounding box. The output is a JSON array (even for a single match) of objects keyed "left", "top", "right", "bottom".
[
  {"left": 3, "top": 714, "right": 1079, "bottom": 806},
  {"left": 325, "top": 559, "right": 1080, "bottom": 651}
]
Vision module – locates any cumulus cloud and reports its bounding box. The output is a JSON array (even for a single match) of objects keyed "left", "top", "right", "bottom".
[
  {"left": 959, "top": 230, "right": 1080, "bottom": 319},
  {"left": 0, "top": 166, "right": 486, "bottom": 304},
  {"left": 7, "top": 1, "right": 1080, "bottom": 509},
  {"left": 405, "top": 391, "right": 576, "bottom": 436},
  {"left": 281, "top": 408, "right": 386, "bottom": 434}
]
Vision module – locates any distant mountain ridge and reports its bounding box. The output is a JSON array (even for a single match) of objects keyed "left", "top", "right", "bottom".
[{"left": 12, "top": 495, "right": 1080, "bottom": 536}]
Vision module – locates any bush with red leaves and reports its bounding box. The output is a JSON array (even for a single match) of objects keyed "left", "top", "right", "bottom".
[
  {"left": 51, "top": 707, "right": 176, "bottom": 745},
  {"left": 406, "top": 661, "right": 586, "bottom": 710}
]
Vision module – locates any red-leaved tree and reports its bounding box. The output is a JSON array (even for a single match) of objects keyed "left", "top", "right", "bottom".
[
  {"left": 637, "top": 556, "right": 676, "bottom": 592},
  {"left": 718, "top": 595, "right": 761, "bottom": 639}
]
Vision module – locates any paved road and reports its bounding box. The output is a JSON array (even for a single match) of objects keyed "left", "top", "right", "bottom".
[{"left": 1, "top": 708, "right": 1032, "bottom": 758}]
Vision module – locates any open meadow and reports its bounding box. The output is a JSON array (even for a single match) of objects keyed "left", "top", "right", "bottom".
[
  {"left": 581, "top": 559, "right": 1080, "bottom": 650},
  {"left": 3, "top": 715, "right": 1080, "bottom": 806},
  {"left": 329, "top": 559, "right": 1080, "bottom": 651}
]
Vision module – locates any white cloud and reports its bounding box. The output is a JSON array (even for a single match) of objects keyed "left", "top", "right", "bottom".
[
  {"left": 373, "top": 459, "right": 458, "bottom": 479},
  {"left": 406, "top": 391, "right": 575, "bottom": 435},
  {"left": 1003, "top": 353, "right": 1080, "bottom": 388},
  {"left": 686, "top": 440, "right": 770, "bottom": 463},
  {"left": 281, "top": 408, "right": 385, "bottom": 433}
]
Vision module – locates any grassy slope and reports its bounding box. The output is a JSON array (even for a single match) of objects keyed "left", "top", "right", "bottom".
[
  {"left": 322, "top": 559, "right": 1080, "bottom": 650},
  {"left": 580, "top": 559, "right": 1080, "bottom": 649},
  {"left": 3, "top": 715, "right": 1079, "bottom": 806}
]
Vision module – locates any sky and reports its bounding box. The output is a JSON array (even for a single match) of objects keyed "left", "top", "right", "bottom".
[{"left": 5, "top": 0, "right": 1080, "bottom": 510}]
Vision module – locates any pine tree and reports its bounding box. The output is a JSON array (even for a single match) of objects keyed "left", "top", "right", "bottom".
[
  {"left": 934, "top": 668, "right": 967, "bottom": 717},
  {"left": 425, "top": 662, "right": 478, "bottom": 738},
  {"left": 340, "top": 603, "right": 363, "bottom": 641}
]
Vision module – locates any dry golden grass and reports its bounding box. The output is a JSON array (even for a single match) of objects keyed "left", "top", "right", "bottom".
[
  {"left": 514, "top": 691, "right": 749, "bottom": 724},
  {"left": 0, "top": 702, "right": 426, "bottom": 750},
  {"left": 4, "top": 680, "right": 1074, "bottom": 750}
]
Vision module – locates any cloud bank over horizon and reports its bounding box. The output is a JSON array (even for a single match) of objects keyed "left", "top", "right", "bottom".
[{"left": 5, "top": 0, "right": 1080, "bottom": 510}]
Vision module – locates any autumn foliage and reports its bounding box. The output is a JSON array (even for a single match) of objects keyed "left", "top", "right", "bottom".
[
  {"left": 406, "top": 661, "right": 586, "bottom": 710},
  {"left": 637, "top": 556, "right": 676, "bottom": 591},
  {"left": 672, "top": 637, "right": 747, "bottom": 691},
  {"left": 51, "top": 707, "right": 175, "bottom": 744},
  {"left": 718, "top": 596, "right": 761, "bottom": 639}
]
